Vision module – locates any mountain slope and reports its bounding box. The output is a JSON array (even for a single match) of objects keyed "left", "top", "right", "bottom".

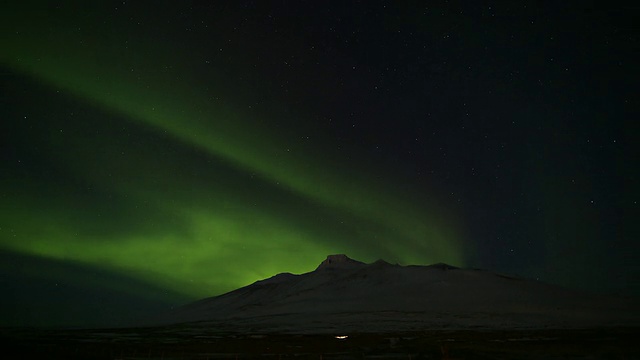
[{"left": 150, "top": 255, "right": 639, "bottom": 332}]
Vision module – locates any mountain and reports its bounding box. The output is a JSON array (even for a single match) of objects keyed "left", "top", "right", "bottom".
[{"left": 149, "top": 255, "right": 639, "bottom": 333}]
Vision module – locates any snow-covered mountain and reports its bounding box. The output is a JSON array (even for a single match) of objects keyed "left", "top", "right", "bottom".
[{"left": 149, "top": 255, "right": 639, "bottom": 333}]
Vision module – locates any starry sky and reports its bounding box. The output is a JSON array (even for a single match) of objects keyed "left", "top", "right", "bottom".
[{"left": 1, "top": 1, "right": 637, "bottom": 327}]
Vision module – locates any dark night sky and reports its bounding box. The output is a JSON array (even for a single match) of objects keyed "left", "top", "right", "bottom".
[{"left": 1, "top": 1, "right": 638, "bottom": 327}]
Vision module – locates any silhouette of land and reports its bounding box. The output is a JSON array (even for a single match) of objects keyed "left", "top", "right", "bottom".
[{"left": 3, "top": 256, "right": 638, "bottom": 359}]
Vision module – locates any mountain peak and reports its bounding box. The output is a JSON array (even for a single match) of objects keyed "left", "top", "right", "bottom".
[
  {"left": 316, "top": 254, "right": 365, "bottom": 270},
  {"left": 427, "top": 262, "right": 459, "bottom": 270},
  {"left": 151, "top": 255, "right": 640, "bottom": 331}
]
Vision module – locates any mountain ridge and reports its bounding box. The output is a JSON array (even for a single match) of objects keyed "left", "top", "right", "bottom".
[{"left": 148, "top": 255, "right": 640, "bottom": 333}]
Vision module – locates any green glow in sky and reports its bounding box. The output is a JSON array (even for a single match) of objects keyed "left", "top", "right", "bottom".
[{"left": 0, "top": 4, "right": 465, "bottom": 299}]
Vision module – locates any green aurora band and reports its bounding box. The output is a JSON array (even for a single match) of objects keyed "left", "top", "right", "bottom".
[{"left": 1, "top": 4, "right": 466, "bottom": 299}]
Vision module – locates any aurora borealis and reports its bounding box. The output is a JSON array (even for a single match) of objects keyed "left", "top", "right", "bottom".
[{"left": 1, "top": 2, "right": 637, "bottom": 327}]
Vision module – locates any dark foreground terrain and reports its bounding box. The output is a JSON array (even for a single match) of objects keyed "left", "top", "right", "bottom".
[{"left": 1, "top": 325, "right": 638, "bottom": 360}]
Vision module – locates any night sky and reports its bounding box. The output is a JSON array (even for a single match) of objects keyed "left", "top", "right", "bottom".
[{"left": 1, "top": 1, "right": 637, "bottom": 327}]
